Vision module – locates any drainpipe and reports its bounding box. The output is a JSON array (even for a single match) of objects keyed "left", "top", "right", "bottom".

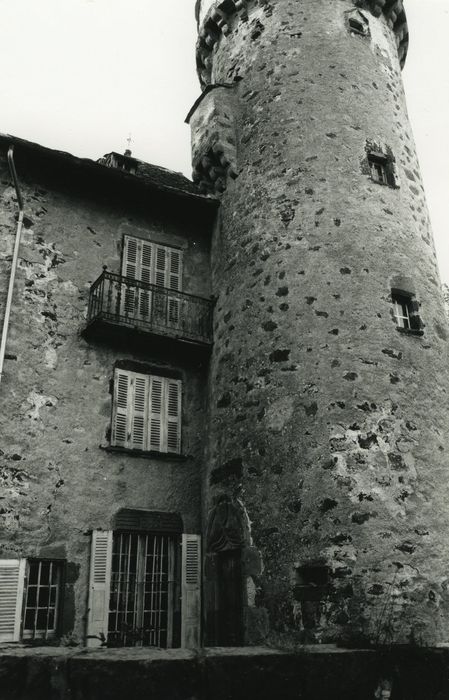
[{"left": 0, "top": 146, "right": 24, "bottom": 388}]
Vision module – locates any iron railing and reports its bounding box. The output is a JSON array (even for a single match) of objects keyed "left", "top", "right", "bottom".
[{"left": 87, "top": 269, "right": 213, "bottom": 345}]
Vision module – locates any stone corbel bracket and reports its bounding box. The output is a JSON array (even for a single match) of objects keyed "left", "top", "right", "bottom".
[
  {"left": 196, "top": 0, "right": 408, "bottom": 87},
  {"left": 186, "top": 85, "right": 239, "bottom": 196}
]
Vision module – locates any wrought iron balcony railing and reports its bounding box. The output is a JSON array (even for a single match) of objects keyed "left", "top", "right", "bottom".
[{"left": 85, "top": 269, "right": 213, "bottom": 347}]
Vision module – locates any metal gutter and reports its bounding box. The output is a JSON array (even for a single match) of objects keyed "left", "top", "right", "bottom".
[{"left": 0, "top": 146, "right": 24, "bottom": 388}]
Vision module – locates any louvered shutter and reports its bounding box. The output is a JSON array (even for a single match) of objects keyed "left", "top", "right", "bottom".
[
  {"left": 166, "top": 380, "right": 182, "bottom": 454},
  {"left": 112, "top": 370, "right": 132, "bottom": 448},
  {"left": 122, "top": 236, "right": 139, "bottom": 279},
  {"left": 131, "top": 374, "right": 149, "bottom": 451},
  {"left": 0, "top": 559, "right": 25, "bottom": 642},
  {"left": 138, "top": 241, "right": 153, "bottom": 319},
  {"left": 149, "top": 376, "right": 164, "bottom": 451},
  {"left": 154, "top": 246, "right": 167, "bottom": 287},
  {"left": 181, "top": 535, "right": 201, "bottom": 649},
  {"left": 167, "top": 249, "right": 182, "bottom": 291},
  {"left": 87, "top": 531, "right": 113, "bottom": 648},
  {"left": 122, "top": 236, "right": 140, "bottom": 316}
]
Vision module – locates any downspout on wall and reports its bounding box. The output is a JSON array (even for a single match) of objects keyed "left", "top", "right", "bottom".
[{"left": 0, "top": 146, "right": 24, "bottom": 388}]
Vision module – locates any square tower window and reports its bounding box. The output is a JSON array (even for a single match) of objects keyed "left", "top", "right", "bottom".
[
  {"left": 391, "top": 291, "right": 423, "bottom": 334},
  {"left": 367, "top": 150, "right": 398, "bottom": 188}
]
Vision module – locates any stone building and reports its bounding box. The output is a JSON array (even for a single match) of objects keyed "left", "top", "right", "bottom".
[{"left": 1, "top": 0, "right": 449, "bottom": 655}]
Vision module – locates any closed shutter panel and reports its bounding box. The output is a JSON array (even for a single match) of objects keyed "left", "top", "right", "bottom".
[
  {"left": 112, "top": 370, "right": 132, "bottom": 448},
  {"left": 181, "top": 535, "right": 201, "bottom": 649},
  {"left": 131, "top": 374, "right": 149, "bottom": 451},
  {"left": 149, "top": 376, "right": 164, "bottom": 452},
  {"left": 139, "top": 241, "right": 153, "bottom": 319},
  {"left": 0, "top": 559, "right": 25, "bottom": 642},
  {"left": 155, "top": 246, "right": 167, "bottom": 287},
  {"left": 168, "top": 249, "right": 182, "bottom": 291},
  {"left": 87, "top": 531, "right": 113, "bottom": 648},
  {"left": 166, "top": 380, "right": 182, "bottom": 454},
  {"left": 167, "top": 249, "right": 182, "bottom": 329}
]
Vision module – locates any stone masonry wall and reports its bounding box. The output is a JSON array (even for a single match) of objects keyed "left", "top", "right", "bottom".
[
  {"left": 195, "top": 0, "right": 449, "bottom": 646},
  {"left": 0, "top": 152, "right": 211, "bottom": 642}
]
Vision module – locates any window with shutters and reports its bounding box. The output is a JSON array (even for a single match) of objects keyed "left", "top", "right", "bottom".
[
  {"left": 122, "top": 235, "right": 182, "bottom": 292},
  {"left": 366, "top": 149, "right": 398, "bottom": 188},
  {"left": 111, "top": 369, "right": 182, "bottom": 454},
  {"left": 391, "top": 290, "right": 424, "bottom": 334},
  {"left": 0, "top": 559, "right": 63, "bottom": 643}
]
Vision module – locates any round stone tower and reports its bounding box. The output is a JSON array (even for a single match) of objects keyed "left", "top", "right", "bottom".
[{"left": 189, "top": 0, "right": 449, "bottom": 647}]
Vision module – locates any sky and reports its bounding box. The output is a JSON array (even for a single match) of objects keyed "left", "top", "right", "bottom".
[{"left": 0, "top": 0, "right": 448, "bottom": 279}]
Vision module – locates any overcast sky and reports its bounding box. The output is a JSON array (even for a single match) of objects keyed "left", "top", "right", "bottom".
[{"left": 0, "top": 0, "right": 448, "bottom": 280}]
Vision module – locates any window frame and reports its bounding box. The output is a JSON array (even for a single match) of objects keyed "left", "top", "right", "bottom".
[
  {"left": 366, "top": 149, "right": 398, "bottom": 189},
  {"left": 111, "top": 369, "right": 182, "bottom": 455},
  {"left": 22, "top": 559, "right": 64, "bottom": 641},
  {"left": 391, "top": 290, "right": 424, "bottom": 335}
]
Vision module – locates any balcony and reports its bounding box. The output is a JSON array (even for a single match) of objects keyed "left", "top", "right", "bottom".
[{"left": 84, "top": 269, "right": 213, "bottom": 354}]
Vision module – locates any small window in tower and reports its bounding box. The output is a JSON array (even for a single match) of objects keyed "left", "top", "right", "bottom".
[
  {"left": 391, "top": 290, "right": 424, "bottom": 335},
  {"left": 367, "top": 151, "right": 398, "bottom": 188},
  {"left": 346, "top": 10, "right": 370, "bottom": 37}
]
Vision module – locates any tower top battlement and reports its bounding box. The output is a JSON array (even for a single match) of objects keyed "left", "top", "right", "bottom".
[{"left": 195, "top": 0, "right": 408, "bottom": 87}]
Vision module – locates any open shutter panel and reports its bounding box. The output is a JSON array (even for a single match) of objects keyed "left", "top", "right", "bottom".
[
  {"left": 166, "top": 380, "right": 182, "bottom": 454},
  {"left": 87, "top": 531, "right": 113, "bottom": 648},
  {"left": 122, "top": 236, "right": 139, "bottom": 279},
  {"left": 181, "top": 535, "right": 201, "bottom": 649},
  {"left": 112, "top": 370, "right": 132, "bottom": 448},
  {"left": 122, "top": 236, "right": 140, "bottom": 316},
  {"left": 149, "top": 376, "right": 164, "bottom": 451},
  {"left": 131, "top": 374, "right": 149, "bottom": 451},
  {"left": 0, "top": 559, "right": 25, "bottom": 642}
]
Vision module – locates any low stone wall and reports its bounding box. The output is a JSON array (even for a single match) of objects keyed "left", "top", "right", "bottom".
[{"left": 1, "top": 646, "right": 449, "bottom": 700}]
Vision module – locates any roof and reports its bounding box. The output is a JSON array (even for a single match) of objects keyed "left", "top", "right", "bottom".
[{"left": 0, "top": 133, "right": 218, "bottom": 209}]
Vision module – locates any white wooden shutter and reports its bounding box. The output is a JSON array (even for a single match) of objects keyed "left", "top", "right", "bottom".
[
  {"left": 167, "top": 249, "right": 182, "bottom": 291},
  {"left": 122, "top": 236, "right": 139, "bottom": 279},
  {"left": 181, "top": 535, "right": 201, "bottom": 649},
  {"left": 166, "top": 380, "right": 182, "bottom": 454},
  {"left": 112, "top": 370, "right": 132, "bottom": 448},
  {"left": 0, "top": 559, "right": 25, "bottom": 642},
  {"left": 87, "top": 530, "right": 113, "bottom": 648},
  {"left": 130, "top": 374, "right": 149, "bottom": 451},
  {"left": 154, "top": 246, "right": 167, "bottom": 287},
  {"left": 149, "top": 376, "right": 164, "bottom": 451}
]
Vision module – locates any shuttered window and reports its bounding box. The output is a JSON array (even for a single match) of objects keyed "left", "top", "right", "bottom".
[
  {"left": 0, "top": 559, "right": 63, "bottom": 643},
  {"left": 181, "top": 534, "right": 201, "bottom": 649},
  {"left": 122, "top": 236, "right": 183, "bottom": 291},
  {"left": 111, "top": 369, "right": 182, "bottom": 454}
]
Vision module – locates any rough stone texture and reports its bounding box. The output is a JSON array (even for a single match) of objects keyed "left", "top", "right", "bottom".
[
  {"left": 193, "top": 0, "right": 449, "bottom": 646},
  {"left": 1, "top": 645, "right": 449, "bottom": 700},
  {"left": 0, "top": 141, "right": 214, "bottom": 642}
]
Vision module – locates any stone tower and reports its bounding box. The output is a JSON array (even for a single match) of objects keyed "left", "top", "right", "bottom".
[{"left": 189, "top": 0, "right": 449, "bottom": 646}]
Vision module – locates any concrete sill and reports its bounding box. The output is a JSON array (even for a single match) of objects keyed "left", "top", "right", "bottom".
[{"left": 101, "top": 446, "right": 190, "bottom": 462}]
